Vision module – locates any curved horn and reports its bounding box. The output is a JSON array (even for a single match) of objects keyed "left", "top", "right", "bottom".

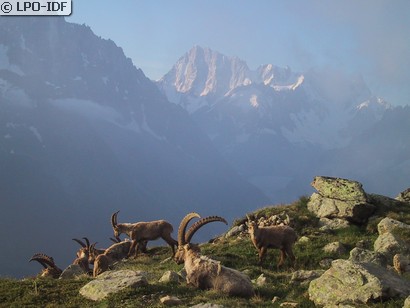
[
  {"left": 185, "top": 216, "right": 228, "bottom": 244},
  {"left": 29, "top": 253, "right": 56, "bottom": 268},
  {"left": 82, "top": 237, "right": 90, "bottom": 249},
  {"left": 177, "top": 212, "right": 201, "bottom": 246},
  {"left": 72, "top": 238, "right": 86, "bottom": 248},
  {"left": 111, "top": 210, "right": 120, "bottom": 228}
]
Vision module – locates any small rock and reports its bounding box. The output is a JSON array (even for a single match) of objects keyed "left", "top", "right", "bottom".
[
  {"left": 323, "top": 242, "right": 346, "bottom": 255},
  {"left": 280, "top": 302, "right": 298, "bottom": 307},
  {"left": 159, "top": 270, "right": 181, "bottom": 284},
  {"left": 59, "top": 264, "right": 87, "bottom": 279},
  {"left": 254, "top": 273, "right": 267, "bottom": 286},
  {"left": 271, "top": 296, "right": 280, "bottom": 304},
  {"left": 190, "top": 303, "right": 224, "bottom": 308},
  {"left": 160, "top": 295, "right": 182, "bottom": 306},
  {"left": 297, "top": 236, "right": 310, "bottom": 244},
  {"left": 291, "top": 270, "right": 325, "bottom": 285},
  {"left": 225, "top": 225, "right": 244, "bottom": 238},
  {"left": 319, "top": 258, "right": 333, "bottom": 269}
]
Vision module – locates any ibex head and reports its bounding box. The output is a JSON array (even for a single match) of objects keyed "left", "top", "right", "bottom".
[
  {"left": 72, "top": 237, "right": 90, "bottom": 258},
  {"left": 111, "top": 210, "right": 121, "bottom": 241},
  {"left": 29, "top": 253, "right": 62, "bottom": 278},
  {"left": 246, "top": 214, "right": 258, "bottom": 234},
  {"left": 174, "top": 212, "right": 228, "bottom": 264}
]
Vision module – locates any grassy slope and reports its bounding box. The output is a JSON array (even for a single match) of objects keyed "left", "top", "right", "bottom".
[{"left": 1, "top": 197, "right": 409, "bottom": 307}]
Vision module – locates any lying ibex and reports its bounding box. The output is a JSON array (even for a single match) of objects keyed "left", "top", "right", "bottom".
[
  {"left": 174, "top": 212, "right": 254, "bottom": 298},
  {"left": 111, "top": 211, "right": 177, "bottom": 257},
  {"left": 29, "top": 253, "right": 62, "bottom": 278},
  {"left": 247, "top": 215, "right": 297, "bottom": 268},
  {"left": 93, "top": 240, "right": 132, "bottom": 277}
]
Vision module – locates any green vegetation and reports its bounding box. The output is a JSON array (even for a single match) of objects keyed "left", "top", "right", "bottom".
[{"left": 1, "top": 197, "right": 409, "bottom": 307}]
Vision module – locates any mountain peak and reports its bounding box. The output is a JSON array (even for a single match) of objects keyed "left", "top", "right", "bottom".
[{"left": 159, "top": 46, "right": 251, "bottom": 100}]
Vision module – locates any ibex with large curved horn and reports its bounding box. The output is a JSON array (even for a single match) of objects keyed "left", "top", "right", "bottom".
[
  {"left": 111, "top": 211, "right": 177, "bottom": 257},
  {"left": 174, "top": 213, "right": 254, "bottom": 298},
  {"left": 29, "top": 253, "right": 62, "bottom": 278}
]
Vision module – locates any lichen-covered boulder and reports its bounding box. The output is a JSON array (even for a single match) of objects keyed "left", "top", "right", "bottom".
[
  {"left": 308, "top": 192, "right": 375, "bottom": 224},
  {"left": 377, "top": 217, "right": 410, "bottom": 234},
  {"left": 308, "top": 259, "right": 410, "bottom": 306},
  {"left": 374, "top": 217, "right": 410, "bottom": 262},
  {"left": 348, "top": 247, "right": 387, "bottom": 267},
  {"left": 311, "top": 176, "right": 368, "bottom": 202},
  {"left": 79, "top": 270, "right": 148, "bottom": 301}
]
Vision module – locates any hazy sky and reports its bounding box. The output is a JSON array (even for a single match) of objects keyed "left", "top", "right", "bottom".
[{"left": 67, "top": 0, "right": 410, "bottom": 106}]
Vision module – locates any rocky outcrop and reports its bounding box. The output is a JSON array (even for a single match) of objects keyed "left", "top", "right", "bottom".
[
  {"left": 79, "top": 270, "right": 148, "bottom": 301},
  {"left": 311, "top": 176, "right": 368, "bottom": 202},
  {"left": 349, "top": 247, "right": 387, "bottom": 267},
  {"left": 307, "top": 176, "right": 376, "bottom": 225},
  {"left": 396, "top": 188, "right": 410, "bottom": 203},
  {"left": 308, "top": 259, "right": 410, "bottom": 306},
  {"left": 374, "top": 217, "right": 410, "bottom": 262}
]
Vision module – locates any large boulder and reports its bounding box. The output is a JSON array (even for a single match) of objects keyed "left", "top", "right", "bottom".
[
  {"left": 374, "top": 217, "right": 410, "bottom": 262},
  {"left": 349, "top": 247, "right": 387, "bottom": 267},
  {"left": 308, "top": 193, "right": 376, "bottom": 224},
  {"left": 308, "top": 259, "right": 410, "bottom": 306},
  {"left": 311, "top": 176, "right": 368, "bottom": 202},
  {"left": 79, "top": 270, "right": 148, "bottom": 301}
]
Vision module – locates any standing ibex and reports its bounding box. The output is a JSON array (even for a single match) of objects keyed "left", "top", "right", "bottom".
[
  {"left": 111, "top": 211, "right": 177, "bottom": 257},
  {"left": 29, "top": 253, "right": 62, "bottom": 278},
  {"left": 247, "top": 215, "right": 297, "bottom": 268},
  {"left": 174, "top": 212, "right": 254, "bottom": 298}
]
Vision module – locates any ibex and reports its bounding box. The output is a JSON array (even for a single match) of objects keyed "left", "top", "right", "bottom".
[
  {"left": 29, "top": 253, "right": 62, "bottom": 278},
  {"left": 247, "top": 215, "right": 297, "bottom": 268},
  {"left": 111, "top": 211, "right": 177, "bottom": 257},
  {"left": 72, "top": 237, "right": 105, "bottom": 265},
  {"left": 174, "top": 212, "right": 254, "bottom": 298},
  {"left": 93, "top": 239, "right": 132, "bottom": 277}
]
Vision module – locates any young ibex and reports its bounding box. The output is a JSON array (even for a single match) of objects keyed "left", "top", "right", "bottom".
[
  {"left": 111, "top": 211, "right": 177, "bottom": 257},
  {"left": 247, "top": 215, "right": 297, "bottom": 268},
  {"left": 93, "top": 239, "right": 132, "bottom": 277},
  {"left": 29, "top": 253, "right": 62, "bottom": 278},
  {"left": 174, "top": 212, "right": 254, "bottom": 298}
]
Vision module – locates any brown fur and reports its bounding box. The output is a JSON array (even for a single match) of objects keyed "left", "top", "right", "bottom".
[
  {"left": 247, "top": 219, "right": 297, "bottom": 268},
  {"left": 111, "top": 211, "right": 177, "bottom": 257},
  {"left": 174, "top": 213, "right": 254, "bottom": 298},
  {"left": 29, "top": 253, "right": 62, "bottom": 278},
  {"left": 93, "top": 240, "right": 131, "bottom": 277}
]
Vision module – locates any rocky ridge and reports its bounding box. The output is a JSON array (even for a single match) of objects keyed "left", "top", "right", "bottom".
[{"left": 70, "top": 176, "right": 410, "bottom": 307}]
